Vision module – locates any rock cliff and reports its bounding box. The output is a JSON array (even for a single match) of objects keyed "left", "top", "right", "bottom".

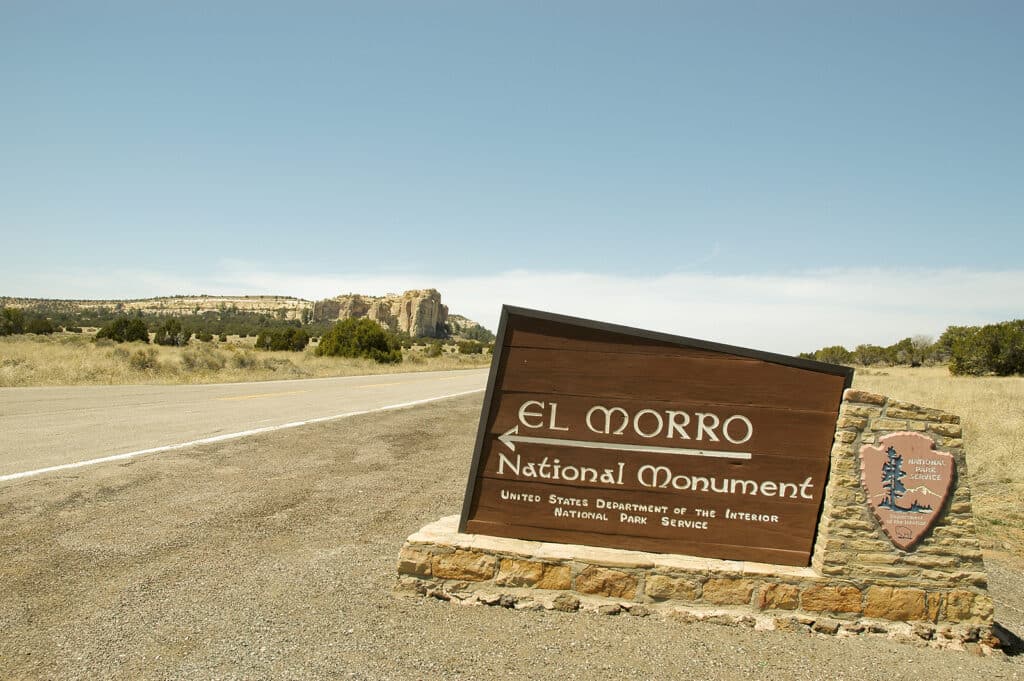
[{"left": 313, "top": 289, "right": 449, "bottom": 338}]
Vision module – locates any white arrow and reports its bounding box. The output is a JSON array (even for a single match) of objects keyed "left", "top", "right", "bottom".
[{"left": 498, "top": 426, "right": 752, "bottom": 460}]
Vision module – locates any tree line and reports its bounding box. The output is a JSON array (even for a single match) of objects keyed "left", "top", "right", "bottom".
[{"left": 799, "top": 319, "right": 1024, "bottom": 376}]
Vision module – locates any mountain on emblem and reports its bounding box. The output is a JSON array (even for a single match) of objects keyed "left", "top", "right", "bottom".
[{"left": 859, "top": 432, "right": 955, "bottom": 550}]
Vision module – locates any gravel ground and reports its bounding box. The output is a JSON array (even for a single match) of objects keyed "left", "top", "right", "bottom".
[{"left": 1, "top": 394, "right": 1021, "bottom": 680}]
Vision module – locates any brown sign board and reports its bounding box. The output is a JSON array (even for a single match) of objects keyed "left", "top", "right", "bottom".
[
  {"left": 860, "top": 432, "right": 955, "bottom": 550},
  {"left": 459, "top": 307, "right": 853, "bottom": 567}
]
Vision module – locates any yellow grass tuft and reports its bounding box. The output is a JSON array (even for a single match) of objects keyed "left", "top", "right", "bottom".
[{"left": 0, "top": 333, "right": 491, "bottom": 387}]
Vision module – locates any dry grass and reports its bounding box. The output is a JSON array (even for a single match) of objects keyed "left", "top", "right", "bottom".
[
  {"left": 0, "top": 333, "right": 491, "bottom": 387},
  {"left": 853, "top": 366, "right": 1024, "bottom": 554}
]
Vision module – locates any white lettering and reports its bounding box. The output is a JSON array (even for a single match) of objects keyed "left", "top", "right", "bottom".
[
  {"left": 586, "top": 405, "right": 629, "bottom": 435},
  {"left": 633, "top": 409, "right": 664, "bottom": 438},
  {"left": 722, "top": 415, "right": 754, "bottom": 444},
  {"left": 695, "top": 413, "right": 720, "bottom": 442},
  {"left": 518, "top": 400, "right": 546, "bottom": 429}
]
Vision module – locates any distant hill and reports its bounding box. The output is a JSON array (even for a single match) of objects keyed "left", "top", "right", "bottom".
[{"left": 1, "top": 289, "right": 481, "bottom": 340}]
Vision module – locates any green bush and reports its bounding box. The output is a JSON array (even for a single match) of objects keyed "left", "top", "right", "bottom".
[
  {"left": 0, "top": 307, "right": 25, "bottom": 336},
  {"left": 196, "top": 330, "right": 214, "bottom": 343},
  {"left": 457, "top": 340, "right": 483, "bottom": 355},
  {"left": 218, "top": 333, "right": 227, "bottom": 342},
  {"left": 316, "top": 318, "right": 402, "bottom": 363},
  {"left": 154, "top": 318, "right": 191, "bottom": 346},
  {"left": 425, "top": 341, "right": 443, "bottom": 358},
  {"left": 948, "top": 321, "right": 1024, "bottom": 376},
  {"left": 96, "top": 317, "right": 150, "bottom": 343},
  {"left": 25, "top": 317, "right": 56, "bottom": 335},
  {"left": 461, "top": 324, "right": 496, "bottom": 344},
  {"left": 65, "top": 326, "right": 83, "bottom": 333},
  {"left": 813, "top": 345, "right": 853, "bottom": 365},
  {"left": 255, "top": 327, "right": 310, "bottom": 352}
]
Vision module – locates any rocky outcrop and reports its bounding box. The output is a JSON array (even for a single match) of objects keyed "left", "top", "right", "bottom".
[
  {"left": 313, "top": 289, "right": 449, "bottom": 338},
  {"left": 4, "top": 289, "right": 458, "bottom": 338}
]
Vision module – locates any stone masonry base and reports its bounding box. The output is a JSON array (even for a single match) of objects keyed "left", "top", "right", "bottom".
[{"left": 396, "top": 516, "right": 1000, "bottom": 655}]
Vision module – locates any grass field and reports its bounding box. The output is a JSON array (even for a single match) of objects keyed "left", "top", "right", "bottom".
[
  {"left": 853, "top": 366, "right": 1024, "bottom": 556},
  {"left": 0, "top": 333, "right": 491, "bottom": 387}
]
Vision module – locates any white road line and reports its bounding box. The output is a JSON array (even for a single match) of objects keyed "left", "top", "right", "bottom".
[{"left": 0, "top": 388, "right": 485, "bottom": 483}]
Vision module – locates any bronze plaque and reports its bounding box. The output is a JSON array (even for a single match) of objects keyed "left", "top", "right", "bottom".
[
  {"left": 459, "top": 307, "right": 852, "bottom": 566},
  {"left": 859, "top": 432, "right": 955, "bottom": 550}
]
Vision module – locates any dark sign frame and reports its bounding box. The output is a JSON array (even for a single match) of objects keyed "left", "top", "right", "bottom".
[{"left": 459, "top": 305, "right": 854, "bottom": 564}]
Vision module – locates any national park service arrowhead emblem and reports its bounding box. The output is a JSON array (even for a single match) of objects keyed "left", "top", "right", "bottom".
[{"left": 859, "top": 432, "right": 955, "bottom": 550}]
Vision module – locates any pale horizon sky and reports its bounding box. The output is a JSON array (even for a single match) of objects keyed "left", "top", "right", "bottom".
[{"left": 3, "top": 3, "right": 1021, "bottom": 353}]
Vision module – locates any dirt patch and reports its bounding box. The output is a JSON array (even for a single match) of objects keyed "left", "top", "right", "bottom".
[{"left": 1, "top": 395, "right": 1021, "bottom": 679}]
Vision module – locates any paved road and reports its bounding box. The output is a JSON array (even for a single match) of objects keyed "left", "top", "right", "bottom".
[{"left": 0, "top": 368, "right": 489, "bottom": 478}]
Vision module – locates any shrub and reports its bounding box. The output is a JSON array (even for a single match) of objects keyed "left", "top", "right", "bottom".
[
  {"left": 461, "top": 324, "right": 496, "bottom": 344},
  {"left": 948, "top": 321, "right": 1024, "bottom": 376},
  {"left": 231, "top": 351, "right": 259, "bottom": 369},
  {"left": 425, "top": 341, "right": 443, "bottom": 358},
  {"left": 128, "top": 348, "right": 160, "bottom": 371},
  {"left": 316, "top": 318, "right": 402, "bottom": 363},
  {"left": 65, "top": 326, "right": 83, "bottom": 334},
  {"left": 181, "top": 348, "right": 227, "bottom": 371},
  {"left": 25, "top": 317, "right": 56, "bottom": 335},
  {"left": 813, "top": 345, "right": 853, "bottom": 365},
  {"left": 218, "top": 333, "right": 227, "bottom": 342},
  {"left": 96, "top": 317, "right": 149, "bottom": 343},
  {"left": 154, "top": 318, "right": 191, "bottom": 347},
  {"left": 0, "top": 307, "right": 25, "bottom": 336},
  {"left": 457, "top": 340, "right": 483, "bottom": 355},
  {"left": 196, "top": 330, "right": 214, "bottom": 343},
  {"left": 255, "top": 327, "right": 310, "bottom": 352}
]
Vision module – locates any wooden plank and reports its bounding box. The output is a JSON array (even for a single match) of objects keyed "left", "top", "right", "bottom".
[
  {"left": 468, "top": 473, "right": 821, "bottom": 554},
  {"left": 486, "top": 392, "right": 839, "bottom": 460},
  {"left": 475, "top": 437, "right": 831, "bottom": 501},
  {"left": 502, "top": 346, "right": 846, "bottom": 412},
  {"left": 507, "top": 317, "right": 731, "bottom": 359}
]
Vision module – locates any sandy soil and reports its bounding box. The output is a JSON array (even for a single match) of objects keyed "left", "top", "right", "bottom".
[{"left": 1, "top": 395, "right": 1021, "bottom": 680}]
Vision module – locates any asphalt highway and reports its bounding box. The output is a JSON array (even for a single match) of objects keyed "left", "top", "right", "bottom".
[{"left": 0, "top": 368, "right": 489, "bottom": 479}]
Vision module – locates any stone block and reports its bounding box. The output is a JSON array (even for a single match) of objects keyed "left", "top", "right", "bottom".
[
  {"left": 886, "top": 407, "right": 931, "bottom": 420},
  {"left": 397, "top": 546, "right": 433, "bottom": 577},
  {"left": 844, "top": 390, "right": 887, "bottom": 405},
  {"left": 494, "top": 559, "right": 541, "bottom": 587},
  {"left": 645, "top": 574, "right": 699, "bottom": 601},
  {"left": 431, "top": 550, "right": 497, "bottom": 582},
  {"left": 836, "top": 415, "right": 868, "bottom": 429},
  {"left": 702, "top": 578, "right": 755, "bottom": 605},
  {"left": 800, "top": 585, "right": 862, "bottom": 614},
  {"left": 575, "top": 566, "right": 637, "bottom": 599},
  {"left": 834, "top": 430, "right": 858, "bottom": 444},
  {"left": 902, "top": 554, "right": 958, "bottom": 569},
  {"left": 863, "top": 587, "right": 928, "bottom": 621},
  {"left": 845, "top": 405, "right": 883, "bottom": 419},
  {"left": 872, "top": 418, "right": 908, "bottom": 431},
  {"left": 928, "top": 423, "right": 963, "bottom": 438},
  {"left": 536, "top": 565, "right": 572, "bottom": 590},
  {"left": 758, "top": 583, "right": 799, "bottom": 610}
]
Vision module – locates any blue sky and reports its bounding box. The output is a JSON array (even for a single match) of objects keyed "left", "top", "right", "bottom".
[{"left": 2, "top": 2, "right": 1021, "bottom": 352}]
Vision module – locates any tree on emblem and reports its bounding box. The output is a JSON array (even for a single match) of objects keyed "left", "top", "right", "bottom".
[{"left": 880, "top": 446, "right": 907, "bottom": 510}]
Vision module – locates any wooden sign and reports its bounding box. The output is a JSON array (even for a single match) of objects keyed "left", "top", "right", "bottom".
[
  {"left": 859, "top": 432, "right": 955, "bottom": 550},
  {"left": 459, "top": 307, "right": 853, "bottom": 567}
]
